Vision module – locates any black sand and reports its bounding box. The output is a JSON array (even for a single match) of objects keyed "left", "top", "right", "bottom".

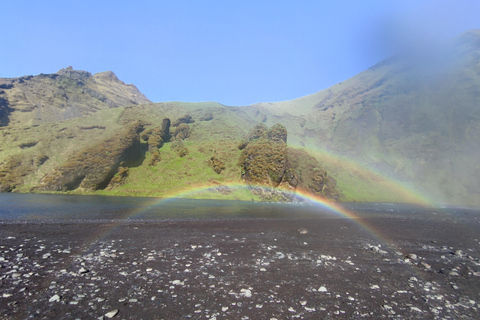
[{"left": 1, "top": 210, "right": 480, "bottom": 319}]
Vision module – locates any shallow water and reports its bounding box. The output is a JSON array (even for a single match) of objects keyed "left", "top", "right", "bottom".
[{"left": 0, "top": 193, "right": 478, "bottom": 221}]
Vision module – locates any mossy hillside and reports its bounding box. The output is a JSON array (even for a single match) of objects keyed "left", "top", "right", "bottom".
[
  {"left": 94, "top": 139, "right": 261, "bottom": 201},
  {"left": 297, "top": 149, "right": 427, "bottom": 203},
  {"left": 0, "top": 96, "right": 441, "bottom": 203},
  {"left": 0, "top": 107, "right": 127, "bottom": 192}
]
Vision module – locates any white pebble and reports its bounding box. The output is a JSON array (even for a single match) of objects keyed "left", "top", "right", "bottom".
[{"left": 105, "top": 309, "right": 119, "bottom": 318}]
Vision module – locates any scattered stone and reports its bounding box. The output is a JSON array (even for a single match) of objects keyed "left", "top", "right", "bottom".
[
  {"left": 241, "top": 289, "right": 252, "bottom": 298},
  {"left": 298, "top": 228, "right": 308, "bottom": 234},
  {"left": 407, "top": 253, "right": 418, "bottom": 260},
  {"left": 454, "top": 250, "right": 464, "bottom": 257},
  {"left": 49, "top": 294, "right": 61, "bottom": 302},
  {"left": 79, "top": 267, "right": 89, "bottom": 274},
  {"left": 105, "top": 309, "right": 119, "bottom": 318}
]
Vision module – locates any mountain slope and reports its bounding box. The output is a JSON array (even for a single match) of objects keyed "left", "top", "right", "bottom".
[
  {"left": 0, "top": 66, "right": 150, "bottom": 126},
  {"left": 252, "top": 30, "right": 480, "bottom": 205}
]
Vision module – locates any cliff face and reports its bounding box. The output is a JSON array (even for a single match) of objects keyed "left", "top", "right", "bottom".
[{"left": 0, "top": 67, "right": 150, "bottom": 126}]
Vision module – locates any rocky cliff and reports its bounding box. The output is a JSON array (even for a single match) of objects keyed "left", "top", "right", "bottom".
[{"left": 0, "top": 67, "right": 150, "bottom": 126}]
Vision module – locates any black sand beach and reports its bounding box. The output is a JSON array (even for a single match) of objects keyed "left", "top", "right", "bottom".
[{"left": 1, "top": 209, "right": 480, "bottom": 319}]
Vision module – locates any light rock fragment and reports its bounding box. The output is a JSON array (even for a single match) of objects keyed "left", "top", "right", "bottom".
[
  {"left": 105, "top": 309, "right": 119, "bottom": 318},
  {"left": 79, "top": 267, "right": 89, "bottom": 274},
  {"left": 407, "top": 253, "right": 418, "bottom": 260},
  {"left": 241, "top": 289, "right": 252, "bottom": 298},
  {"left": 298, "top": 228, "right": 308, "bottom": 234}
]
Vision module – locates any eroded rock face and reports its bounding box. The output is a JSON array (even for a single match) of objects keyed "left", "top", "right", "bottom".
[
  {"left": 239, "top": 124, "right": 297, "bottom": 196},
  {"left": 172, "top": 114, "right": 195, "bottom": 127},
  {"left": 174, "top": 123, "right": 190, "bottom": 140},
  {"left": 160, "top": 118, "right": 171, "bottom": 141},
  {"left": 238, "top": 123, "right": 268, "bottom": 150},
  {"left": 207, "top": 156, "right": 225, "bottom": 174},
  {"left": 141, "top": 118, "right": 172, "bottom": 152},
  {"left": 39, "top": 121, "right": 144, "bottom": 191},
  {"left": 288, "top": 148, "right": 341, "bottom": 200}
]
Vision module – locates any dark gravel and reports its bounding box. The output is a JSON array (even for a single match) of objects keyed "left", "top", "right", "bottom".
[{"left": 1, "top": 210, "right": 480, "bottom": 319}]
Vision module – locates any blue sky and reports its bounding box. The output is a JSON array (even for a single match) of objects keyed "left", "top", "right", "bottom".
[{"left": 1, "top": 1, "right": 479, "bottom": 106}]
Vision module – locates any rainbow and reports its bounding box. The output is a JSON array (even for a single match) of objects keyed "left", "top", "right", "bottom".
[
  {"left": 114, "top": 182, "right": 400, "bottom": 250},
  {"left": 290, "top": 145, "right": 434, "bottom": 206},
  {"left": 80, "top": 182, "right": 434, "bottom": 281}
]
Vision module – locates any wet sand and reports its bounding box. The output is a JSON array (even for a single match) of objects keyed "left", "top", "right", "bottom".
[{"left": 1, "top": 210, "right": 480, "bottom": 319}]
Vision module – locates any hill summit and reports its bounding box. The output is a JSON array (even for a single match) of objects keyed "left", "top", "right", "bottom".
[{"left": 0, "top": 66, "right": 150, "bottom": 126}]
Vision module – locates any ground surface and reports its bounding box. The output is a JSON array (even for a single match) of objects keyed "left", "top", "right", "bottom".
[{"left": 1, "top": 210, "right": 480, "bottom": 319}]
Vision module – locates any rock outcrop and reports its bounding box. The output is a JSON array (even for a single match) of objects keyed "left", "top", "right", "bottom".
[
  {"left": 239, "top": 124, "right": 298, "bottom": 200},
  {"left": 239, "top": 124, "right": 341, "bottom": 201},
  {"left": 141, "top": 118, "right": 172, "bottom": 152},
  {"left": 174, "top": 123, "right": 190, "bottom": 140},
  {"left": 288, "top": 148, "right": 341, "bottom": 200},
  {"left": 207, "top": 156, "right": 225, "bottom": 174},
  {"left": 39, "top": 121, "right": 144, "bottom": 191},
  {"left": 172, "top": 114, "right": 195, "bottom": 127}
]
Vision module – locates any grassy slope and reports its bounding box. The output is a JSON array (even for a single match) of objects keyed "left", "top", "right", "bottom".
[{"left": 0, "top": 99, "right": 440, "bottom": 203}]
